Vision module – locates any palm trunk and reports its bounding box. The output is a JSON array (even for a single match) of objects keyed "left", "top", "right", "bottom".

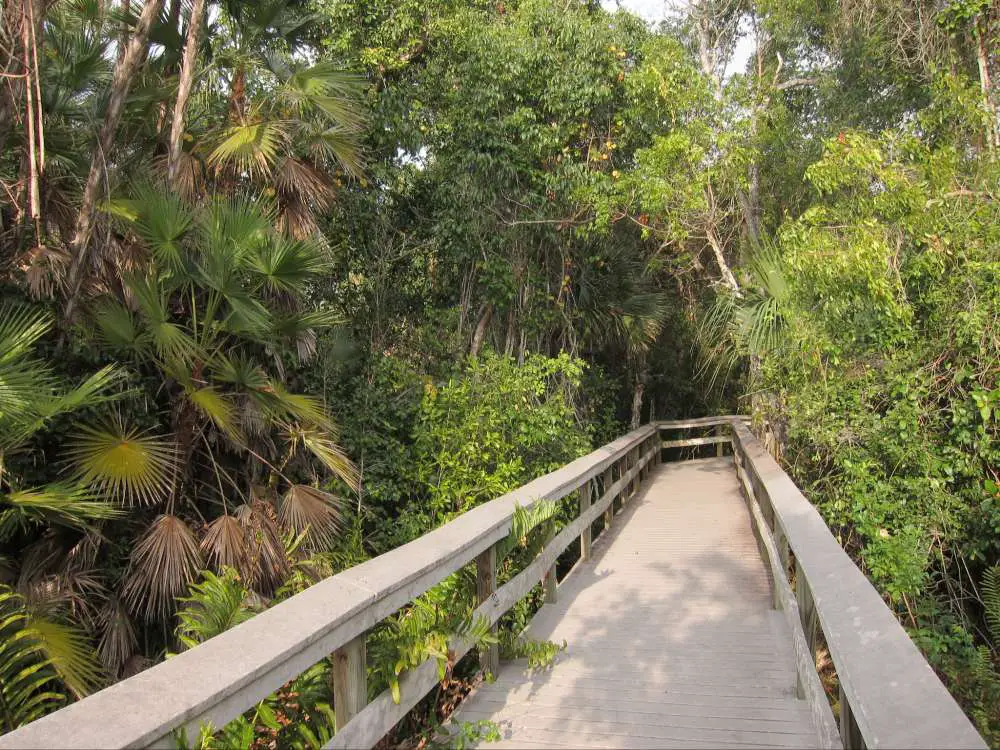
[
  {"left": 974, "top": 20, "right": 998, "bottom": 150},
  {"left": 167, "top": 0, "right": 206, "bottom": 184},
  {"left": 63, "top": 0, "right": 165, "bottom": 323}
]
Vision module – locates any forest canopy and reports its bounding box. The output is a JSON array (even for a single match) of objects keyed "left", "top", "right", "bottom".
[{"left": 0, "top": 0, "right": 997, "bottom": 744}]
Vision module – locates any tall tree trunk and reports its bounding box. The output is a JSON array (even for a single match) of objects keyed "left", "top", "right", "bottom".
[
  {"left": 63, "top": 0, "right": 165, "bottom": 323},
  {"left": 470, "top": 302, "right": 493, "bottom": 358},
  {"left": 630, "top": 356, "right": 649, "bottom": 430},
  {"left": 167, "top": 0, "right": 206, "bottom": 184},
  {"left": 973, "top": 20, "right": 999, "bottom": 150}
]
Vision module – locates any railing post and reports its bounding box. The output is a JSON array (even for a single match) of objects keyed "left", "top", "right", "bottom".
[
  {"left": 794, "top": 558, "right": 819, "bottom": 700},
  {"left": 332, "top": 633, "right": 367, "bottom": 731},
  {"left": 475, "top": 544, "right": 499, "bottom": 676},
  {"left": 715, "top": 424, "right": 724, "bottom": 457},
  {"left": 603, "top": 465, "right": 614, "bottom": 530},
  {"left": 839, "top": 686, "right": 865, "bottom": 750},
  {"left": 580, "top": 480, "right": 592, "bottom": 561}
]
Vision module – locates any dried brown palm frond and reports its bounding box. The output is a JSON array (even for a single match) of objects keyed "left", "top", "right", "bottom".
[
  {"left": 200, "top": 514, "right": 250, "bottom": 575},
  {"left": 279, "top": 485, "right": 344, "bottom": 551},
  {"left": 155, "top": 149, "right": 206, "bottom": 202},
  {"left": 123, "top": 515, "right": 203, "bottom": 622},
  {"left": 97, "top": 596, "right": 137, "bottom": 677},
  {"left": 16, "top": 245, "right": 70, "bottom": 300},
  {"left": 274, "top": 157, "right": 334, "bottom": 238},
  {"left": 235, "top": 501, "right": 289, "bottom": 595}
]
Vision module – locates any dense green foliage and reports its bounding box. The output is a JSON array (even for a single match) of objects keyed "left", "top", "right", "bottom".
[{"left": 1, "top": 0, "right": 998, "bottom": 744}]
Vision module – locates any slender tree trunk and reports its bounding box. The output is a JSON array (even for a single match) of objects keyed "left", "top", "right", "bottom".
[
  {"left": 167, "top": 0, "right": 206, "bottom": 183},
  {"left": 973, "top": 20, "right": 999, "bottom": 150},
  {"left": 706, "top": 226, "right": 740, "bottom": 294},
  {"left": 470, "top": 302, "right": 493, "bottom": 357},
  {"left": 630, "top": 363, "right": 647, "bottom": 430},
  {"left": 63, "top": 0, "right": 165, "bottom": 323}
]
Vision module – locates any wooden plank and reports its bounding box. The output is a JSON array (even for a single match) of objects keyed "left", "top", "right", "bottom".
[
  {"left": 731, "top": 422, "right": 987, "bottom": 750},
  {"left": 332, "top": 635, "right": 366, "bottom": 731}
]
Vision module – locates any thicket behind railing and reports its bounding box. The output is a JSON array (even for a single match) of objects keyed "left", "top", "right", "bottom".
[
  {"left": 0, "top": 426, "right": 662, "bottom": 750},
  {"left": 726, "top": 419, "right": 986, "bottom": 750}
]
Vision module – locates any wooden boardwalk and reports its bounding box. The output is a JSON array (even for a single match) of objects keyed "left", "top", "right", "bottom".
[{"left": 451, "top": 457, "right": 825, "bottom": 749}]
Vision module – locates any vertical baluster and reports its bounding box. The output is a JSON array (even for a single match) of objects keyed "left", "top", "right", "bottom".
[
  {"left": 715, "top": 423, "right": 725, "bottom": 457},
  {"left": 580, "top": 479, "right": 592, "bottom": 561},
  {"left": 795, "top": 559, "right": 820, "bottom": 699},
  {"left": 476, "top": 545, "right": 499, "bottom": 676},
  {"left": 332, "top": 633, "right": 367, "bottom": 731}
]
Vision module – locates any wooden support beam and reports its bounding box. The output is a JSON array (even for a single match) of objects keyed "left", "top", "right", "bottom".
[
  {"left": 332, "top": 634, "right": 367, "bottom": 731},
  {"left": 661, "top": 435, "right": 731, "bottom": 449},
  {"left": 580, "top": 480, "right": 592, "bottom": 561},
  {"left": 475, "top": 545, "right": 499, "bottom": 676},
  {"left": 716, "top": 424, "right": 725, "bottom": 457}
]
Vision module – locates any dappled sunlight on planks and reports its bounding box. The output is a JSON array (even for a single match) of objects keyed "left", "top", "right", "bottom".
[{"left": 450, "top": 457, "right": 828, "bottom": 749}]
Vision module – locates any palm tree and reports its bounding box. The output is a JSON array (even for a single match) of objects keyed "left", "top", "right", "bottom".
[
  {"left": 0, "top": 303, "right": 134, "bottom": 706},
  {"left": 90, "top": 188, "right": 358, "bottom": 623}
]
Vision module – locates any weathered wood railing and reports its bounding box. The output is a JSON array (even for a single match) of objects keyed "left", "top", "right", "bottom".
[
  {"left": 724, "top": 418, "right": 986, "bottom": 750},
  {"left": 0, "top": 425, "right": 662, "bottom": 750}
]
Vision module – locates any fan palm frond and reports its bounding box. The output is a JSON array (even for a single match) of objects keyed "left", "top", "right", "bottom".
[
  {"left": 186, "top": 385, "right": 245, "bottom": 445},
  {"left": 0, "top": 586, "right": 65, "bottom": 733},
  {"left": 0, "top": 304, "right": 51, "bottom": 366},
  {"left": 306, "top": 126, "right": 364, "bottom": 178},
  {"left": 208, "top": 118, "right": 289, "bottom": 178},
  {"left": 1, "top": 485, "right": 122, "bottom": 543},
  {"left": 278, "top": 63, "right": 365, "bottom": 126},
  {"left": 97, "top": 596, "right": 137, "bottom": 678},
  {"left": 67, "top": 423, "right": 178, "bottom": 506},
  {"left": 27, "top": 615, "right": 104, "bottom": 698},
  {"left": 279, "top": 485, "right": 344, "bottom": 550},
  {"left": 105, "top": 188, "right": 193, "bottom": 275},
  {"left": 249, "top": 233, "right": 327, "bottom": 295},
  {"left": 234, "top": 501, "right": 289, "bottom": 593},
  {"left": 285, "top": 424, "right": 358, "bottom": 490},
  {"left": 200, "top": 514, "right": 250, "bottom": 574},
  {"left": 124, "top": 515, "right": 203, "bottom": 622},
  {"left": 127, "top": 273, "right": 199, "bottom": 366}
]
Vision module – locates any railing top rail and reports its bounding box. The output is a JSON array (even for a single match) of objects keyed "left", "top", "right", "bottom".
[
  {"left": 0, "top": 425, "right": 657, "bottom": 750},
  {"left": 730, "top": 420, "right": 986, "bottom": 750},
  {"left": 656, "top": 415, "right": 749, "bottom": 429}
]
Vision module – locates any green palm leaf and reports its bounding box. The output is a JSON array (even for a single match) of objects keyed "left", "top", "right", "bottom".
[
  {"left": 0, "top": 586, "right": 66, "bottom": 732},
  {"left": 186, "top": 385, "right": 245, "bottom": 445},
  {"left": 0, "top": 484, "right": 122, "bottom": 542},
  {"left": 28, "top": 615, "right": 104, "bottom": 698},
  {"left": 67, "top": 423, "right": 178, "bottom": 506},
  {"left": 208, "top": 119, "right": 289, "bottom": 178},
  {"left": 248, "top": 235, "right": 327, "bottom": 295}
]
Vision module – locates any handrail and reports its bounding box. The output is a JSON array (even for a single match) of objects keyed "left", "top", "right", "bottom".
[
  {"left": 0, "top": 425, "right": 661, "bottom": 750},
  {"left": 729, "top": 419, "right": 986, "bottom": 750}
]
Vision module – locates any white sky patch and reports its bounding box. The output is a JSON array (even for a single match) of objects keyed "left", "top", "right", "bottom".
[{"left": 601, "top": 0, "right": 755, "bottom": 78}]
